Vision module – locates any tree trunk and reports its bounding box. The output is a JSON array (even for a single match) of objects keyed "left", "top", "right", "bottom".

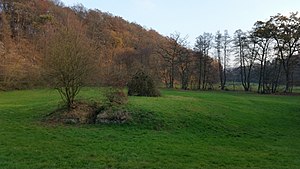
[
  {"left": 285, "top": 71, "right": 290, "bottom": 93},
  {"left": 257, "top": 59, "right": 263, "bottom": 93},
  {"left": 197, "top": 57, "right": 202, "bottom": 90},
  {"left": 272, "top": 59, "right": 281, "bottom": 93}
]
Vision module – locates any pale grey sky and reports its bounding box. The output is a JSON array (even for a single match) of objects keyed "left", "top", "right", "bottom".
[{"left": 61, "top": 0, "right": 299, "bottom": 45}]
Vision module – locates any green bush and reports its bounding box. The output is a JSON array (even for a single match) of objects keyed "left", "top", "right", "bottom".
[{"left": 127, "top": 70, "right": 161, "bottom": 97}]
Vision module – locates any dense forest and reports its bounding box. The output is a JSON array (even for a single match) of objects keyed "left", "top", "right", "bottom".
[{"left": 0, "top": 0, "right": 299, "bottom": 93}]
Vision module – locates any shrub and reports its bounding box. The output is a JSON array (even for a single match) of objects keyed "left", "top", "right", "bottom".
[
  {"left": 127, "top": 70, "right": 161, "bottom": 97},
  {"left": 97, "top": 88, "right": 131, "bottom": 124},
  {"left": 104, "top": 87, "right": 128, "bottom": 106}
]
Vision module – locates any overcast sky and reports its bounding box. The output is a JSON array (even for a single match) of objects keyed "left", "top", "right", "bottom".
[{"left": 61, "top": 0, "right": 299, "bottom": 46}]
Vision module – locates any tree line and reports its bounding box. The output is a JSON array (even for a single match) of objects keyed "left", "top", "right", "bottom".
[
  {"left": 0, "top": 0, "right": 299, "bottom": 94},
  {"left": 159, "top": 13, "right": 300, "bottom": 93}
]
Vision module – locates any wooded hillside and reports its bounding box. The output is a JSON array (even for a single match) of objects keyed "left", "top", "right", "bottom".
[{"left": 0, "top": 0, "right": 171, "bottom": 90}]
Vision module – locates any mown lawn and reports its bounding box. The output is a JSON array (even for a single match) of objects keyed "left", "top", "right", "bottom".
[{"left": 0, "top": 88, "right": 300, "bottom": 169}]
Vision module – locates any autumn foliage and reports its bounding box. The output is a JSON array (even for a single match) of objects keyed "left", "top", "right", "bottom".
[{"left": 2, "top": 0, "right": 297, "bottom": 94}]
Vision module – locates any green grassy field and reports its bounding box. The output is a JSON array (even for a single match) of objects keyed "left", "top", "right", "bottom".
[{"left": 0, "top": 88, "right": 300, "bottom": 169}]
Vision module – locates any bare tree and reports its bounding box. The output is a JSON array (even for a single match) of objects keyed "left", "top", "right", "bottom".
[
  {"left": 158, "top": 32, "right": 187, "bottom": 88},
  {"left": 178, "top": 48, "right": 192, "bottom": 90},
  {"left": 194, "top": 32, "right": 213, "bottom": 90},
  {"left": 234, "top": 30, "right": 258, "bottom": 91},
  {"left": 214, "top": 30, "right": 230, "bottom": 90},
  {"left": 44, "top": 28, "right": 96, "bottom": 109},
  {"left": 253, "top": 20, "right": 273, "bottom": 93},
  {"left": 222, "top": 30, "right": 231, "bottom": 90},
  {"left": 268, "top": 12, "right": 300, "bottom": 93},
  {"left": 215, "top": 31, "right": 223, "bottom": 89}
]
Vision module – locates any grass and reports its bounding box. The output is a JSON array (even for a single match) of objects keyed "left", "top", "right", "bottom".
[
  {"left": 293, "top": 86, "right": 300, "bottom": 93},
  {"left": 221, "top": 82, "right": 300, "bottom": 93},
  {"left": 0, "top": 88, "right": 300, "bottom": 169}
]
